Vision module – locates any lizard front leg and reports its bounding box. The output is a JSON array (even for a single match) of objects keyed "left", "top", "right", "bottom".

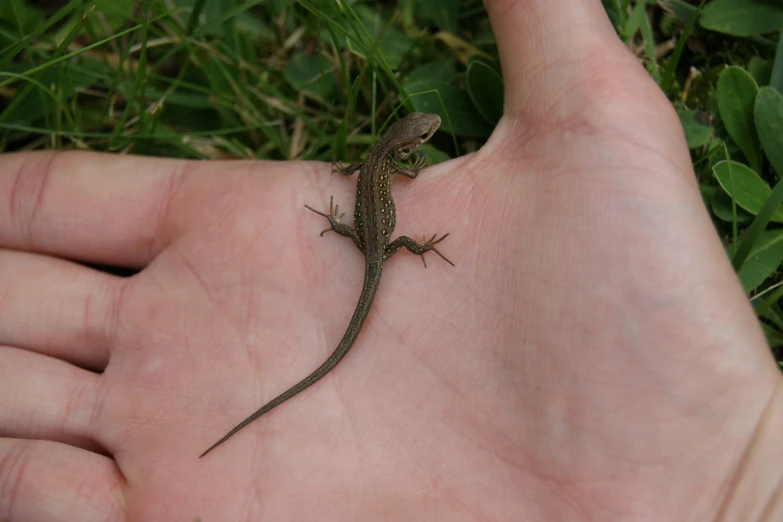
[
  {"left": 391, "top": 154, "right": 427, "bottom": 179},
  {"left": 332, "top": 161, "right": 363, "bottom": 176},
  {"left": 386, "top": 233, "right": 453, "bottom": 267},
  {"left": 305, "top": 196, "right": 364, "bottom": 252}
]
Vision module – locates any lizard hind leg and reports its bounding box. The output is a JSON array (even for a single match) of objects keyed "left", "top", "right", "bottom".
[
  {"left": 304, "top": 196, "right": 364, "bottom": 252},
  {"left": 385, "top": 233, "right": 453, "bottom": 268}
]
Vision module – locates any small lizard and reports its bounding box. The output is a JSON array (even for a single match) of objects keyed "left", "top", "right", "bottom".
[{"left": 200, "top": 112, "right": 452, "bottom": 458}]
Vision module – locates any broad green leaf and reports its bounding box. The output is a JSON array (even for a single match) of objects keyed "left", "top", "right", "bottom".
[
  {"left": 676, "top": 108, "right": 713, "bottom": 148},
  {"left": 658, "top": 0, "right": 698, "bottom": 24},
  {"left": 700, "top": 0, "right": 783, "bottom": 37},
  {"left": 727, "top": 230, "right": 783, "bottom": 291},
  {"left": 772, "top": 26, "right": 783, "bottom": 92},
  {"left": 473, "top": 19, "right": 496, "bottom": 46},
  {"left": 420, "top": 144, "right": 449, "bottom": 166},
  {"left": 711, "top": 189, "right": 752, "bottom": 223},
  {"left": 404, "top": 80, "right": 494, "bottom": 137},
  {"left": 755, "top": 87, "right": 783, "bottom": 179},
  {"left": 416, "top": 0, "right": 459, "bottom": 33},
  {"left": 713, "top": 160, "right": 783, "bottom": 222},
  {"left": 347, "top": 7, "right": 413, "bottom": 69},
  {"left": 407, "top": 61, "right": 458, "bottom": 85},
  {"left": 761, "top": 324, "right": 783, "bottom": 348},
  {"left": 755, "top": 292, "right": 783, "bottom": 328},
  {"left": 700, "top": 182, "right": 715, "bottom": 207},
  {"left": 283, "top": 52, "right": 336, "bottom": 100},
  {"left": 729, "top": 160, "right": 783, "bottom": 271},
  {"left": 717, "top": 67, "right": 762, "bottom": 172},
  {"left": 748, "top": 56, "right": 772, "bottom": 86},
  {"left": 465, "top": 58, "right": 503, "bottom": 125}
]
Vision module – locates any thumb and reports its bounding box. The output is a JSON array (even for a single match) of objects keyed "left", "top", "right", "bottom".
[{"left": 484, "top": 0, "right": 634, "bottom": 118}]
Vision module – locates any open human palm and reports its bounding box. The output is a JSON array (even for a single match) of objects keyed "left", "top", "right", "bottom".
[{"left": 1, "top": 0, "right": 781, "bottom": 520}]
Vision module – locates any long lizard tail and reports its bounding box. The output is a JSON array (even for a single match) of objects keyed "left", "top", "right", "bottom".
[{"left": 199, "top": 262, "right": 382, "bottom": 458}]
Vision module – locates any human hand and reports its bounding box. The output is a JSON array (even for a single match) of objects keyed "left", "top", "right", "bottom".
[{"left": 2, "top": 0, "right": 781, "bottom": 520}]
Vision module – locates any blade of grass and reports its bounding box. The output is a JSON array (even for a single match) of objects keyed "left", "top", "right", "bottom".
[
  {"left": 0, "top": 5, "right": 91, "bottom": 127},
  {"left": 753, "top": 283, "right": 783, "bottom": 317},
  {"left": 191, "top": 0, "right": 264, "bottom": 40},
  {"left": 770, "top": 21, "right": 783, "bottom": 93},
  {"left": 0, "top": 121, "right": 265, "bottom": 138},
  {"left": 185, "top": 0, "right": 209, "bottom": 35},
  {"left": 660, "top": 0, "right": 707, "bottom": 93},
  {"left": 109, "top": 2, "right": 152, "bottom": 146},
  {"left": 731, "top": 170, "right": 783, "bottom": 272},
  {"left": 723, "top": 142, "right": 739, "bottom": 257},
  {"left": 0, "top": 71, "right": 77, "bottom": 129},
  {"left": 0, "top": 11, "right": 173, "bottom": 90},
  {"left": 0, "top": 0, "right": 83, "bottom": 69}
]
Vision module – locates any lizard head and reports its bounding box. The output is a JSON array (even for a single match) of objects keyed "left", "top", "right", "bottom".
[{"left": 385, "top": 112, "right": 441, "bottom": 159}]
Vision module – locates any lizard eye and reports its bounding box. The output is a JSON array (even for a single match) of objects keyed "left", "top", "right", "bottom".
[{"left": 419, "top": 132, "right": 430, "bottom": 140}]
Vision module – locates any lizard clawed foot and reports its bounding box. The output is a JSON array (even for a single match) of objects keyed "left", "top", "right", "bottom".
[
  {"left": 417, "top": 233, "right": 454, "bottom": 268},
  {"left": 304, "top": 195, "right": 345, "bottom": 236},
  {"left": 386, "top": 232, "right": 454, "bottom": 267},
  {"left": 412, "top": 153, "right": 427, "bottom": 172}
]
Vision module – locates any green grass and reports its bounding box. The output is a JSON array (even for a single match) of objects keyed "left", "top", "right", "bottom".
[
  {"left": 1, "top": 0, "right": 782, "bottom": 366},
  {"left": 0, "top": 0, "right": 491, "bottom": 160}
]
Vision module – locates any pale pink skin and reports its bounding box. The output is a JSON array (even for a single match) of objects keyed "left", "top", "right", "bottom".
[{"left": 0, "top": 0, "right": 781, "bottom": 521}]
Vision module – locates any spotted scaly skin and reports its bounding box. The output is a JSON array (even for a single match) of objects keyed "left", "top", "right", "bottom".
[{"left": 200, "top": 112, "right": 453, "bottom": 458}]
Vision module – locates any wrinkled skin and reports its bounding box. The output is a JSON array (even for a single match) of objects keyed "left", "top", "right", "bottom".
[{"left": 0, "top": 1, "right": 781, "bottom": 521}]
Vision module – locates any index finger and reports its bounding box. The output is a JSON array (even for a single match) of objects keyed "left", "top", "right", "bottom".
[{"left": 1, "top": 151, "right": 190, "bottom": 267}]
